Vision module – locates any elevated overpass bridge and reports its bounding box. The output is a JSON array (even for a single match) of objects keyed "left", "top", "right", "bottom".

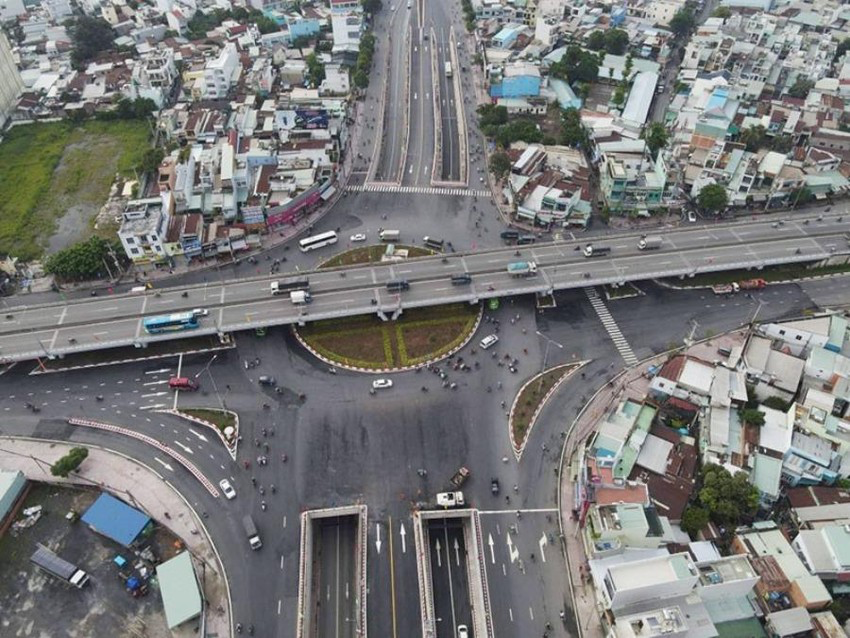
[{"left": 1, "top": 213, "right": 847, "bottom": 363}]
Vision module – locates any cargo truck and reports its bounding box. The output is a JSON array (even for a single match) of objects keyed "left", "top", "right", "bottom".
[
  {"left": 437, "top": 491, "right": 465, "bottom": 507},
  {"left": 506, "top": 261, "right": 538, "bottom": 277},
  {"left": 712, "top": 283, "right": 740, "bottom": 295},
  {"left": 739, "top": 278, "right": 766, "bottom": 290},
  {"left": 386, "top": 280, "right": 410, "bottom": 292},
  {"left": 637, "top": 235, "right": 663, "bottom": 250},
  {"left": 583, "top": 244, "right": 611, "bottom": 258},
  {"left": 271, "top": 279, "right": 310, "bottom": 296},
  {"left": 30, "top": 545, "right": 90, "bottom": 588},
  {"left": 243, "top": 515, "right": 262, "bottom": 550},
  {"left": 423, "top": 236, "right": 445, "bottom": 250},
  {"left": 451, "top": 273, "right": 472, "bottom": 285},
  {"left": 379, "top": 230, "right": 401, "bottom": 242},
  {"left": 290, "top": 290, "right": 312, "bottom": 304}
]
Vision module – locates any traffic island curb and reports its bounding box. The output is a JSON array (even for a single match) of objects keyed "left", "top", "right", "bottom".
[
  {"left": 160, "top": 408, "right": 238, "bottom": 461},
  {"left": 509, "top": 362, "right": 585, "bottom": 461}
]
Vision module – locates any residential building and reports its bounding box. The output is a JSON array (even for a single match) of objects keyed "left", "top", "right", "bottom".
[
  {"left": 793, "top": 525, "right": 850, "bottom": 592},
  {"left": 489, "top": 63, "right": 541, "bottom": 99},
  {"left": 598, "top": 140, "right": 667, "bottom": 215},
  {"left": 118, "top": 195, "right": 172, "bottom": 264},
  {"left": 597, "top": 552, "right": 700, "bottom": 612},
  {"left": 0, "top": 32, "right": 22, "bottom": 128},
  {"left": 203, "top": 43, "right": 239, "bottom": 99}
]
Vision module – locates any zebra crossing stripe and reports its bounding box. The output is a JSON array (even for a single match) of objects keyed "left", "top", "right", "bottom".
[{"left": 584, "top": 287, "right": 638, "bottom": 365}]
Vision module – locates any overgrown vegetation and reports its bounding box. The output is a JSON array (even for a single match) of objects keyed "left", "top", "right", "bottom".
[
  {"left": 489, "top": 151, "right": 511, "bottom": 179},
  {"left": 549, "top": 45, "right": 600, "bottom": 85},
  {"left": 186, "top": 7, "right": 277, "bottom": 40},
  {"left": 45, "top": 237, "right": 126, "bottom": 281},
  {"left": 69, "top": 16, "right": 115, "bottom": 70},
  {"left": 478, "top": 104, "right": 542, "bottom": 147},
  {"left": 352, "top": 32, "right": 376, "bottom": 89},
  {"left": 511, "top": 366, "right": 575, "bottom": 448},
  {"left": 0, "top": 120, "right": 150, "bottom": 260},
  {"left": 181, "top": 408, "right": 236, "bottom": 432},
  {"left": 460, "top": 0, "right": 476, "bottom": 31}
]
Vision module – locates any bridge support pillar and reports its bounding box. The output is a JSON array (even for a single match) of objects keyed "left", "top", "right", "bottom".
[
  {"left": 469, "top": 298, "right": 479, "bottom": 305},
  {"left": 390, "top": 308, "right": 403, "bottom": 321},
  {"left": 297, "top": 319, "right": 306, "bottom": 327},
  {"left": 377, "top": 310, "right": 389, "bottom": 321}
]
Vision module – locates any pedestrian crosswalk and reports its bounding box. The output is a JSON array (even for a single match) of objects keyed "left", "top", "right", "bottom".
[
  {"left": 584, "top": 287, "right": 639, "bottom": 366},
  {"left": 347, "top": 183, "right": 490, "bottom": 198}
]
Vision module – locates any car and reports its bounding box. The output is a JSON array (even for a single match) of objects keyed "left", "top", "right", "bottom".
[
  {"left": 687, "top": 211, "right": 697, "bottom": 223},
  {"left": 372, "top": 378, "right": 393, "bottom": 390},
  {"left": 457, "top": 626, "right": 469, "bottom": 638},
  {"left": 350, "top": 233, "right": 367, "bottom": 242},
  {"left": 491, "top": 478, "right": 500, "bottom": 495},
  {"left": 192, "top": 308, "right": 209, "bottom": 316},
  {"left": 258, "top": 375, "right": 276, "bottom": 386},
  {"left": 219, "top": 479, "right": 236, "bottom": 500},
  {"left": 480, "top": 334, "right": 499, "bottom": 350}
]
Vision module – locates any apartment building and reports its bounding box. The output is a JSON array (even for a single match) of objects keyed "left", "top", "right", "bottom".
[{"left": 0, "top": 32, "right": 22, "bottom": 128}]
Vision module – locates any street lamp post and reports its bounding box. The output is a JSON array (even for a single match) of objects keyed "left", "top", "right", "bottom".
[
  {"left": 535, "top": 330, "right": 564, "bottom": 393},
  {"left": 195, "top": 354, "right": 225, "bottom": 410}
]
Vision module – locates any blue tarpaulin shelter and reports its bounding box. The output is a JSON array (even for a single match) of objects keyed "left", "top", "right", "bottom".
[{"left": 81, "top": 493, "right": 151, "bottom": 547}]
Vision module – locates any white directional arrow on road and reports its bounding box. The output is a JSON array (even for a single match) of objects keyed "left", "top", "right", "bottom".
[
  {"left": 188, "top": 429, "right": 208, "bottom": 442},
  {"left": 435, "top": 538, "right": 442, "bottom": 568},
  {"left": 539, "top": 533, "right": 548, "bottom": 563},
  {"left": 507, "top": 533, "right": 519, "bottom": 563},
  {"left": 454, "top": 537, "right": 461, "bottom": 566},
  {"left": 143, "top": 380, "right": 168, "bottom": 386},
  {"left": 400, "top": 523, "right": 407, "bottom": 554},
  {"left": 141, "top": 392, "right": 167, "bottom": 398},
  {"left": 488, "top": 533, "right": 495, "bottom": 564},
  {"left": 173, "top": 440, "right": 193, "bottom": 455},
  {"left": 145, "top": 368, "right": 171, "bottom": 375},
  {"left": 376, "top": 523, "right": 382, "bottom": 554},
  {"left": 154, "top": 457, "right": 174, "bottom": 472}
]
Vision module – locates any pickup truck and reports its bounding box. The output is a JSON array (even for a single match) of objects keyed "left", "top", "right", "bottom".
[
  {"left": 637, "top": 235, "right": 663, "bottom": 250},
  {"left": 739, "top": 278, "right": 766, "bottom": 290},
  {"left": 506, "top": 261, "right": 537, "bottom": 277},
  {"left": 583, "top": 244, "right": 611, "bottom": 258},
  {"left": 243, "top": 515, "right": 262, "bottom": 550},
  {"left": 436, "top": 491, "right": 465, "bottom": 507},
  {"left": 450, "top": 466, "right": 470, "bottom": 488},
  {"left": 290, "top": 290, "right": 312, "bottom": 304},
  {"left": 712, "top": 283, "right": 740, "bottom": 295}
]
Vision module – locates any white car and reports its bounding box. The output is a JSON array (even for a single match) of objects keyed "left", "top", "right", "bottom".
[
  {"left": 479, "top": 334, "right": 499, "bottom": 350},
  {"left": 191, "top": 308, "right": 209, "bottom": 317},
  {"left": 350, "top": 233, "right": 367, "bottom": 242},
  {"left": 372, "top": 378, "right": 393, "bottom": 390},
  {"left": 458, "top": 626, "right": 469, "bottom": 638},
  {"left": 687, "top": 211, "right": 697, "bottom": 223},
  {"left": 219, "top": 479, "right": 236, "bottom": 500}
]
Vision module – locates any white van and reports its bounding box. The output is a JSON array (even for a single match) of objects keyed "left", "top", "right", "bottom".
[{"left": 479, "top": 334, "right": 499, "bottom": 350}]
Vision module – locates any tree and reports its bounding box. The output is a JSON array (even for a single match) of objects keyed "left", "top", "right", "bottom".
[
  {"left": 669, "top": 9, "right": 696, "bottom": 39},
  {"left": 494, "top": 119, "right": 542, "bottom": 147},
  {"left": 586, "top": 30, "right": 605, "bottom": 51},
  {"left": 642, "top": 122, "right": 669, "bottom": 158},
  {"left": 255, "top": 15, "right": 280, "bottom": 35},
  {"left": 762, "top": 396, "right": 790, "bottom": 412},
  {"left": 51, "top": 447, "right": 89, "bottom": 478},
  {"left": 698, "top": 464, "right": 760, "bottom": 524},
  {"left": 489, "top": 151, "right": 511, "bottom": 178},
  {"left": 681, "top": 507, "right": 710, "bottom": 537},
  {"left": 560, "top": 107, "right": 588, "bottom": 148},
  {"left": 305, "top": 52, "right": 325, "bottom": 86},
  {"left": 739, "top": 124, "right": 767, "bottom": 152},
  {"left": 45, "top": 237, "right": 122, "bottom": 281},
  {"left": 697, "top": 183, "right": 728, "bottom": 214},
  {"left": 612, "top": 85, "right": 625, "bottom": 107},
  {"left": 352, "top": 70, "right": 368, "bottom": 89},
  {"left": 70, "top": 16, "right": 115, "bottom": 69},
  {"left": 790, "top": 186, "right": 814, "bottom": 206},
  {"left": 770, "top": 135, "right": 794, "bottom": 154},
  {"left": 740, "top": 408, "right": 766, "bottom": 427},
  {"left": 361, "top": 0, "right": 382, "bottom": 12},
  {"left": 478, "top": 104, "right": 509, "bottom": 128},
  {"left": 550, "top": 45, "right": 599, "bottom": 85},
  {"left": 604, "top": 29, "right": 629, "bottom": 55},
  {"left": 712, "top": 6, "right": 731, "bottom": 18},
  {"left": 138, "top": 147, "right": 165, "bottom": 175},
  {"left": 835, "top": 38, "right": 850, "bottom": 62},
  {"left": 788, "top": 78, "right": 814, "bottom": 99}
]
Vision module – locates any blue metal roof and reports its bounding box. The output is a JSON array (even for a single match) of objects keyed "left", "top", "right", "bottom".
[{"left": 81, "top": 493, "right": 151, "bottom": 547}]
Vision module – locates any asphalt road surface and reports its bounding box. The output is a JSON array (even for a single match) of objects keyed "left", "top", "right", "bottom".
[
  {"left": 428, "top": 517, "right": 473, "bottom": 638},
  {"left": 0, "top": 213, "right": 845, "bottom": 361},
  {"left": 315, "top": 516, "right": 358, "bottom": 638}
]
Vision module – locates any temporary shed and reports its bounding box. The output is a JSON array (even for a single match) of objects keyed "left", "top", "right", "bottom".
[
  {"left": 81, "top": 493, "right": 151, "bottom": 547},
  {"left": 156, "top": 551, "right": 203, "bottom": 629}
]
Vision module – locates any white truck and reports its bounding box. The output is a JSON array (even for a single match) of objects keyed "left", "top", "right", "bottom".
[
  {"left": 30, "top": 545, "right": 90, "bottom": 588},
  {"left": 506, "top": 261, "right": 538, "bottom": 277},
  {"left": 437, "top": 491, "right": 465, "bottom": 507},
  {"left": 243, "top": 515, "right": 262, "bottom": 550},
  {"left": 290, "top": 290, "right": 312, "bottom": 304},
  {"left": 271, "top": 279, "right": 310, "bottom": 296},
  {"left": 379, "top": 229, "right": 401, "bottom": 242},
  {"left": 637, "top": 235, "right": 663, "bottom": 250}
]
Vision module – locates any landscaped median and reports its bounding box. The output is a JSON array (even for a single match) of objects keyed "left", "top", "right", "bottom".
[
  {"left": 163, "top": 407, "right": 239, "bottom": 459},
  {"left": 293, "top": 244, "right": 483, "bottom": 371},
  {"left": 662, "top": 261, "right": 850, "bottom": 288},
  {"left": 509, "top": 363, "right": 581, "bottom": 457}
]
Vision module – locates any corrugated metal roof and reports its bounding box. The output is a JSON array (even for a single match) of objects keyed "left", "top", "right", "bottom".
[
  {"left": 81, "top": 493, "right": 150, "bottom": 547},
  {"left": 156, "top": 552, "right": 202, "bottom": 629}
]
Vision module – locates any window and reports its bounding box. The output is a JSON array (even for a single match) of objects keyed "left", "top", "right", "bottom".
[
  {"left": 779, "top": 329, "right": 786, "bottom": 336},
  {"left": 795, "top": 335, "right": 802, "bottom": 341},
  {"left": 126, "top": 237, "right": 135, "bottom": 244},
  {"left": 130, "top": 247, "right": 140, "bottom": 255}
]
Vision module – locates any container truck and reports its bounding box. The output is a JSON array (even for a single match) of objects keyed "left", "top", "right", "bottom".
[
  {"left": 739, "top": 278, "right": 766, "bottom": 290},
  {"left": 506, "top": 261, "right": 538, "bottom": 277},
  {"left": 583, "top": 244, "right": 611, "bottom": 258},
  {"left": 290, "top": 290, "right": 312, "bottom": 304},
  {"left": 243, "top": 515, "right": 262, "bottom": 550},
  {"left": 271, "top": 279, "right": 310, "bottom": 296},
  {"left": 637, "top": 235, "right": 663, "bottom": 250},
  {"left": 386, "top": 280, "right": 410, "bottom": 292},
  {"left": 30, "top": 545, "right": 90, "bottom": 588}
]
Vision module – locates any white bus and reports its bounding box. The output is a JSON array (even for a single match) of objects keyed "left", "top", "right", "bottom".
[
  {"left": 444, "top": 61, "right": 452, "bottom": 77},
  {"left": 299, "top": 230, "right": 338, "bottom": 252}
]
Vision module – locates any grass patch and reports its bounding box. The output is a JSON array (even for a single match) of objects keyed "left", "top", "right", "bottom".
[
  {"left": 511, "top": 366, "right": 574, "bottom": 449},
  {"left": 604, "top": 283, "right": 641, "bottom": 300},
  {"left": 299, "top": 303, "right": 480, "bottom": 369},
  {"left": 181, "top": 408, "right": 236, "bottom": 433},
  {"left": 0, "top": 120, "right": 150, "bottom": 259},
  {"left": 666, "top": 262, "right": 850, "bottom": 288},
  {"left": 319, "top": 244, "right": 434, "bottom": 268}
]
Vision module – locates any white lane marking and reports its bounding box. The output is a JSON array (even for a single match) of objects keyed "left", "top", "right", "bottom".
[{"left": 154, "top": 457, "right": 174, "bottom": 472}]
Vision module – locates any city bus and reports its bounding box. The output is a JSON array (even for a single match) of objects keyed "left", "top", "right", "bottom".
[
  {"left": 299, "top": 230, "right": 338, "bottom": 252},
  {"left": 444, "top": 61, "right": 452, "bottom": 77},
  {"left": 143, "top": 312, "right": 200, "bottom": 334}
]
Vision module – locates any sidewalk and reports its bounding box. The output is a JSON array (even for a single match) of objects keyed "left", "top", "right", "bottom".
[
  {"left": 0, "top": 437, "right": 230, "bottom": 638},
  {"left": 558, "top": 329, "right": 748, "bottom": 638}
]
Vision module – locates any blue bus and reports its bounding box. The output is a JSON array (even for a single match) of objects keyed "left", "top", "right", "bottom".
[{"left": 143, "top": 312, "right": 199, "bottom": 334}]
